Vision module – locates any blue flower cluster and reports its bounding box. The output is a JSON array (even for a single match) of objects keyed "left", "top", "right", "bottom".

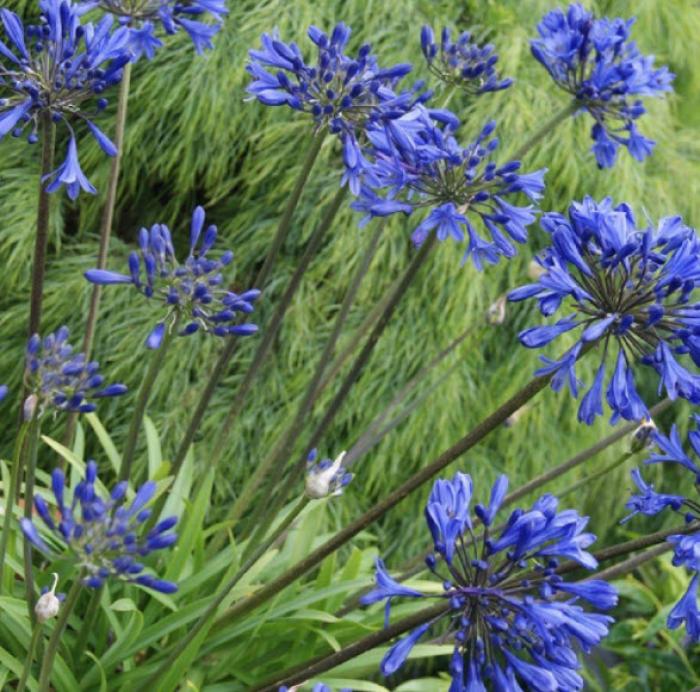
[
  {"left": 531, "top": 3, "right": 673, "bottom": 168},
  {"left": 26, "top": 326, "right": 127, "bottom": 415},
  {"left": 85, "top": 206, "right": 259, "bottom": 349},
  {"left": 247, "top": 22, "right": 428, "bottom": 193},
  {"left": 361, "top": 473, "right": 617, "bottom": 690},
  {"left": 623, "top": 418, "right": 700, "bottom": 641},
  {"left": 509, "top": 197, "right": 700, "bottom": 424},
  {"left": 84, "top": 0, "right": 227, "bottom": 59},
  {"left": 22, "top": 460, "right": 178, "bottom": 592},
  {"left": 0, "top": 1, "right": 131, "bottom": 198},
  {"left": 355, "top": 110, "right": 546, "bottom": 269},
  {"left": 420, "top": 25, "right": 513, "bottom": 95}
]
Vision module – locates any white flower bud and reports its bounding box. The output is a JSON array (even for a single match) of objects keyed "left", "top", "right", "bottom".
[
  {"left": 306, "top": 451, "right": 350, "bottom": 499},
  {"left": 528, "top": 259, "right": 546, "bottom": 280},
  {"left": 630, "top": 419, "right": 657, "bottom": 453},
  {"left": 23, "top": 394, "right": 38, "bottom": 422},
  {"left": 35, "top": 573, "right": 60, "bottom": 624},
  {"left": 485, "top": 295, "right": 507, "bottom": 325}
]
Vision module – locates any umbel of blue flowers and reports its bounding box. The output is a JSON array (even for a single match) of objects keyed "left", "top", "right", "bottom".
[
  {"left": 622, "top": 417, "right": 700, "bottom": 641},
  {"left": 420, "top": 25, "right": 513, "bottom": 95},
  {"left": 25, "top": 325, "right": 127, "bottom": 415},
  {"left": 247, "top": 22, "right": 428, "bottom": 194},
  {"left": 509, "top": 197, "right": 700, "bottom": 425},
  {"left": 531, "top": 3, "right": 673, "bottom": 168},
  {"left": 361, "top": 473, "right": 617, "bottom": 690},
  {"left": 85, "top": 206, "right": 260, "bottom": 349},
  {"left": 21, "top": 460, "right": 178, "bottom": 592},
  {"left": 0, "top": 1, "right": 131, "bottom": 199},
  {"left": 82, "top": 0, "right": 227, "bottom": 60},
  {"left": 353, "top": 108, "right": 546, "bottom": 269}
]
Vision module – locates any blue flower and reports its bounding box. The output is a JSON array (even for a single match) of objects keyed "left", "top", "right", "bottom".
[
  {"left": 531, "top": 3, "right": 673, "bottom": 168},
  {"left": 358, "top": 111, "right": 546, "bottom": 268},
  {"left": 667, "top": 574, "right": 700, "bottom": 642},
  {"left": 621, "top": 469, "right": 683, "bottom": 523},
  {"left": 509, "top": 197, "right": 700, "bottom": 424},
  {"left": 25, "top": 326, "right": 127, "bottom": 415},
  {"left": 21, "top": 460, "right": 178, "bottom": 592},
  {"left": 85, "top": 206, "right": 260, "bottom": 348},
  {"left": 420, "top": 25, "right": 512, "bottom": 95},
  {"left": 0, "top": 384, "right": 7, "bottom": 402},
  {"left": 363, "top": 473, "right": 617, "bottom": 688},
  {"left": 86, "top": 0, "right": 226, "bottom": 59},
  {"left": 0, "top": 2, "right": 131, "bottom": 197}
]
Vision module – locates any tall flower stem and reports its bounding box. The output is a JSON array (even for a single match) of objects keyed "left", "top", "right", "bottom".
[
  {"left": 0, "top": 422, "right": 29, "bottom": 591},
  {"left": 134, "top": 496, "right": 309, "bottom": 692},
  {"left": 120, "top": 315, "right": 179, "bottom": 483},
  {"left": 170, "top": 130, "right": 327, "bottom": 475},
  {"left": 37, "top": 575, "right": 82, "bottom": 692},
  {"left": 22, "top": 417, "right": 41, "bottom": 620},
  {"left": 511, "top": 99, "right": 579, "bottom": 161},
  {"left": 74, "top": 586, "right": 101, "bottom": 657},
  {"left": 557, "top": 451, "right": 634, "bottom": 500},
  {"left": 17, "top": 621, "right": 42, "bottom": 692},
  {"left": 28, "top": 112, "right": 56, "bottom": 337},
  {"left": 220, "top": 217, "right": 384, "bottom": 533},
  {"left": 212, "top": 361, "right": 570, "bottom": 632}
]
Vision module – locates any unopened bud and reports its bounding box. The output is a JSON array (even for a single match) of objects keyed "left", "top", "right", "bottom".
[
  {"left": 35, "top": 573, "right": 60, "bottom": 623},
  {"left": 504, "top": 405, "right": 530, "bottom": 428},
  {"left": 306, "top": 451, "right": 352, "bottom": 499},
  {"left": 485, "top": 295, "right": 507, "bottom": 325},
  {"left": 23, "top": 394, "right": 38, "bottom": 422},
  {"left": 528, "top": 259, "right": 545, "bottom": 280},
  {"left": 630, "top": 419, "right": 657, "bottom": 453}
]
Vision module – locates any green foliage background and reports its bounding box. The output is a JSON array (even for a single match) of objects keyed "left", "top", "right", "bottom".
[{"left": 1, "top": 0, "right": 700, "bottom": 688}]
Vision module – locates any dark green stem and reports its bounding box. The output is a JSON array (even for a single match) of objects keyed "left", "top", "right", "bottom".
[
  {"left": 28, "top": 112, "right": 56, "bottom": 337},
  {"left": 169, "top": 130, "right": 326, "bottom": 477},
  {"left": 589, "top": 543, "right": 671, "bottom": 583},
  {"left": 558, "top": 451, "right": 633, "bottom": 500},
  {"left": 22, "top": 417, "right": 41, "bottom": 620},
  {"left": 17, "top": 622, "right": 42, "bottom": 692},
  {"left": 37, "top": 575, "right": 82, "bottom": 691},
  {"left": 74, "top": 586, "right": 102, "bottom": 657},
  {"left": 511, "top": 99, "right": 579, "bottom": 161},
  {"left": 120, "top": 315, "right": 179, "bottom": 483},
  {"left": 134, "top": 496, "right": 309, "bottom": 692}
]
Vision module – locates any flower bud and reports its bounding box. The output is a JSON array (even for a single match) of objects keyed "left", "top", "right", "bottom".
[
  {"left": 528, "top": 259, "right": 545, "bottom": 280},
  {"left": 35, "top": 573, "right": 60, "bottom": 623},
  {"left": 630, "top": 419, "right": 657, "bottom": 453},
  {"left": 485, "top": 295, "right": 507, "bottom": 325},
  {"left": 23, "top": 393, "right": 38, "bottom": 421},
  {"left": 305, "top": 451, "right": 350, "bottom": 499}
]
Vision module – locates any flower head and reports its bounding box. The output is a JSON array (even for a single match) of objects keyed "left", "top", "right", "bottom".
[
  {"left": 509, "top": 197, "right": 700, "bottom": 424},
  {"left": 85, "top": 206, "right": 259, "bottom": 348},
  {"left": 354, "top": 110, "right": 546, "bottom": 268},
  {"left": 305, "top": 449, "right": 352, "bottom": 499},
  {"left": 25, "top": 326, "right": 127, "bottom": 415},
  {"left": 362, "top": 473, "right": 617, "bottom": 688},
  {"left": 21, "top": 460, "right": 178, "bottom": 592},
  {"left": 531, "top": 3, "right": 673, "bottom": 168},
  {"left": 420, "top": 25, "right": 512, "bottom": 95},
  {"left": 0, "top": 1, "right": 131, "bottom": 197}
]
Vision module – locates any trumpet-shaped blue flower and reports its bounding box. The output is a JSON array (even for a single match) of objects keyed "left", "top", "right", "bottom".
[
  {"left": 361, "top": 473, "right": 617, "bottom": 689},
  {"left": 26, "top": 325, "right": 127, "bottom": 415},
  {"left": 354, "top": 110, "right": 546, "bottom": 268},
  {"left": 21, "top": 460, "right": 178, "bottom": 592},
  {"left": 420, "top": 25, "right": 512, "bottom": 94},
  {"left": 84, "top": 206, "right": 259, "bottom": 348},
  {"left": 509, "top": 197, "right": 700, "bottom": 424},
  {"left": 84, "top": 0, "right": 227, "bottom": 59},
  {"left": 531, "top": 3, "right": 673, "bottom": 168},
  {"left": 0, "top": 1, "right": 131, "bottom": 198}
]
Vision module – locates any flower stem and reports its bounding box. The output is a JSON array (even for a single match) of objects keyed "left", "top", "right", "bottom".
[
  {"left": 22, "top": 417, "right": 41, "bottom": 620},
  {"left": 0, "top": 422, "right": 29, "bottom": 592},
  {"left": 220, "top": 216, "right": 384, "bottom": 535},
  {"left": 28, "top": 111, "right": 56, "bottom": 337},
  {"left": 120, "top": 315, "right": 179, "bottom": 484},
  {"left": 170, "top": 130, "right": 326, "bottom": 476},
  {"left": 17, "top": 621, "right": 42, "bottom": 692},
  {"left": 511, "top": 99, "right": 579, "bottom": 161},
  {"left": 557, "top": 451, "right": 634, "bottom": 500},
  {"left": 134, "top": 496, "right": 309, "bottom": 692},
  {"left": 74, "top": 586, "right": 102, "bottom": 657},
  {"left": 37, "top": 575, "right": 82, "bottom": 692}
]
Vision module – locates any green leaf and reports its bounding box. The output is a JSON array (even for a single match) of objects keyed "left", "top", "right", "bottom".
[
  {"left": 143, "top": 415, "right": 163, "bottom": 480},
  {"left": 84, "top": 413, "right": 122, "bottom": 473},
  {"left": 111, "top": 598, "right": 138, "bottom": 612}
]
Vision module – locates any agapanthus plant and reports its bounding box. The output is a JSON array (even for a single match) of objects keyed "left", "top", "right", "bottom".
[
  {"left": 509, "top": 197, "right": 700, "bottom": 424},
  {"left": 623, "top": 417, "right": 700, "bottom": 641},
  {"left": 420, "top": 25, "right": 512, "bottom": 95},
  {"left": 26, "top": 325, "right": 127, "bottom": 415},
  {"left": 354, "top": 109, "right": 546, "bottom": 268},
  {"left": 531, "top": 3, "right": 673, "bottom": 168},
  {"left": 0, "top": 1, "right": 131, "bottom": 198},
  {"left": 361, "top": 472, "right": 617, "bottom": 689},
  {"left": 84, "top": 206, "right": 259, "bottom": 348},
  {"left": 305, "top": 449, "right": 352, "bottom": 499},
  {"left": 82, "top": 0, "right": 227, "bottom": 59},
  {"left": 21, "top": 460, "right": 178, "bottom": 592},
  {"left": 246, "top": 22, "right": 427, "bottom": 193}
]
